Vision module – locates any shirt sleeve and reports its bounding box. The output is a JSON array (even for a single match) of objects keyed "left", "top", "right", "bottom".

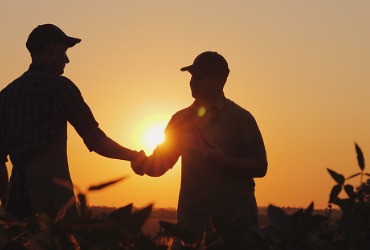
[
  {"left": 52, "top": 77, "right": 108, "bottom": 151},
  {"left": 149, "top": 112, "right": 185, "bottom": 170},
  {"left": 238, "top": 112, "right": 267, "bottom": 162}
]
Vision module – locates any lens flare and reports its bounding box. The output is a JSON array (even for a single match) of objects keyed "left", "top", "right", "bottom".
[{"left": 197, "top": 106, "right": 206, "bottom": 117}]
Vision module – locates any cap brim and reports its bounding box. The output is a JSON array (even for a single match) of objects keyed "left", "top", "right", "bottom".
[
  {"left": 180, "top": 65, "right": 193, "bottom": 72},
  {"left": 66, "top": 36, "right": 81, "bottom": 47}
]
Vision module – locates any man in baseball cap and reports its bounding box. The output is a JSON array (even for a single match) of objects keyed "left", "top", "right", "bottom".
[
  {"left": 26, "top": 23, "right": 81, "bottom": 55},
  {"left": 181, "top": 51, "right": 230, "bottom": 78},
  {"left": 132, "top": 51, "right": 267, "bottom": 247},
  {"left": 0, "top": 24, "right": 144, "bottom": 220}
]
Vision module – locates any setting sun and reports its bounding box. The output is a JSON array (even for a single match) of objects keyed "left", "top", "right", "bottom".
[
  {"left": 141, "top": 122, "right": 166, "bottom": 153},
  {"left": 2, "top": 0, "right": 370, "bottom": 214},
  {"left": 132, "top": 116, "right": 168, "bottom": 154}
]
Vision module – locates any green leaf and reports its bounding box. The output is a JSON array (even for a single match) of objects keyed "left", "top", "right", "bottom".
[
  {"left": 267, "top": 204, "right": 291, "bottom": 231},
  {"left": 109, "top": 203, "right": 133, "bottom": 220},
  {"left": 355, "top": 143, "right": 365, "bottom": 171},
  {"left": 329, "top": 184, "right": 342, "bottom": 203},
  {"left": 327, "top": 168, "right": 345, "bottom": 185},
  {"left": 344, "top": 184, "right": 355, "bottom": 199},
  {"left": 304, "top": 202, "right": 314, "bottom": 216},
  {"left": 53, "top": 177, "right": 76, "bottom": 191},
  {"left": 77, "top": 193, "right": 89, "bottom": 218},
  {"left": 88, "top": 176, "right": 127, "bottom": 191},
  {"left": 117, "top": 204, "right": 153, "bottom": 233}
]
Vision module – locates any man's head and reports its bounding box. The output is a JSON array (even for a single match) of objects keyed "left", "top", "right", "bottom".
[
  {"left": 26, "top": 24, "right": 81, "bottom": 75},
  {"left": 181, "top": 51, "right": 230, "bottom": 78},
  {"left": 26, "top": 24, "right": 81, "bottom": 55},
  {"left": 181, "top": 51, "right": 230, "bottom": 101}
]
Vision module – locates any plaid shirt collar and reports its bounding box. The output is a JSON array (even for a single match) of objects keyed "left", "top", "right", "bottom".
[{"left": 27, "top": 62, "right": 56, "bottom": 74}]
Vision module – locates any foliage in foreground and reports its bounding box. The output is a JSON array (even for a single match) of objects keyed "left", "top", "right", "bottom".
[
  {"left": 158, "top": 143, "right": 370, "bottom": 250},
  {"left": 0, "top": 143, "right": 369, "bottom": 249}
]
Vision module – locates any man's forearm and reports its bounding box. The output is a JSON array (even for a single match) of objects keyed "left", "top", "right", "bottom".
[
  {"left": 133, "top": 145, "right": 180, "bottom": 177},
  {"left": 211, "top": 154, "right": 268, "bottom": 179},
  {"left": 92, "top": 137, "right": 138, "bottom": 161},
  {"left": 228, "top": 157, "right": 268, "bottom": 178},
  {"left": 142, "top": 154, "right": 175, "bottom": 177}
]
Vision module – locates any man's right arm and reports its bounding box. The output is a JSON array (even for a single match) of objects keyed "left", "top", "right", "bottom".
[
  {"left": 54, "top": 78, "right": 140, "bottom": 162},
  {"left": 132, "top": 143, "right": 180, "bottom": 177},
  {"left": 131, "top": 115, "right": 183, "bottom": 177},
  {"left": 88, "top": 135, "right": 144, "bottom": 161}
]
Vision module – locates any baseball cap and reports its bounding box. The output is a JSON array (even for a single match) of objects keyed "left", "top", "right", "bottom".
[
  {"left": 181, "top": 51, "right": 230, "bottom": 78},
  {"left": 26, "top": 24, "right": 81, "bottom": 54}
]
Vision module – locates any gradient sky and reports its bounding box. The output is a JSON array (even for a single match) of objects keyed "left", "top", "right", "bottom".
[{"left": 1, "top": 1, "right": 370, "bottom": 210}]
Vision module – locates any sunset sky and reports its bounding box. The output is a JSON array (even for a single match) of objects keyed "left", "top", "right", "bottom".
[{"left": 1, "top": 1, "right": 370, "bottom": 210}]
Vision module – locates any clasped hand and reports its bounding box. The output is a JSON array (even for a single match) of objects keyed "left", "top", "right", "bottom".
[{"left": 131, "top": 150, "right": 148, "bottom": 176}]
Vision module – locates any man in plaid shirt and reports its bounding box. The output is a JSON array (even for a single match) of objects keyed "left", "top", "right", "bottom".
[{"left": 0, "top": 24, "right": 144, "bottom": 220}]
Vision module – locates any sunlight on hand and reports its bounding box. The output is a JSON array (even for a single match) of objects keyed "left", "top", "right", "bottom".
[{"left": 141, "top": 122, "right": 166, "bottom": 153}]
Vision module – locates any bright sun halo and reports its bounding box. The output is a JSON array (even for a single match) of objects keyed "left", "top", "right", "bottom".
[{"left": 140, "top": 121, "right": 166, "bottom": 154}]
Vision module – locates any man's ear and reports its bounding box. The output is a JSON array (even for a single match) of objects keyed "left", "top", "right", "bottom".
[
  {"left": 217, "top": 76, "right": 227, "bottom": 89},
  {"left": 44, "top": 43, "right": 55, "bottom": 56}
]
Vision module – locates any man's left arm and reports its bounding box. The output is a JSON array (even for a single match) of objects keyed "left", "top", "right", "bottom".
[
  {"left": 201, "top": 144, "right": 268, "bottom": 178},
  {"left": 201, "top": 113, "right": 268, "bottom": 179}
]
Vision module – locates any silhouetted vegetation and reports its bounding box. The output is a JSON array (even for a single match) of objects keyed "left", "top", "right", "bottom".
[{"left": 0, "top": 143, "right": 369, "bottom": 249}]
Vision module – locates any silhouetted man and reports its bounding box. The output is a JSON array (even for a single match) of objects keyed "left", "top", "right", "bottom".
[
  {"left": 132, "top": 51, "right": 268, "bottom": 243},
  {"left": 0, "top": 24, "right": 143, "bottom": 220}
]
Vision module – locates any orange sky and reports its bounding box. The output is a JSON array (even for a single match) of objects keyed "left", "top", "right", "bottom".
[{"left": 1, "top": 1, "right": 370, "bottom": 210}]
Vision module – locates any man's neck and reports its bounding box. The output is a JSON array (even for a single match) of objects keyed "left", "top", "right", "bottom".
[{"left": 196, "top": 93, "right": 225, "bottom": 109}]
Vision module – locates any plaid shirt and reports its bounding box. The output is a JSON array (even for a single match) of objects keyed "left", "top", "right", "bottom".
[{"left": 0, "top": 63, "right": 107, "bottom": 167}]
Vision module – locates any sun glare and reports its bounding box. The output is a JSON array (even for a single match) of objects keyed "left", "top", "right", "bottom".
[
  {"left": 139, "top": 120, "right": 167, "bottom": 154},
  {"left": 143, "top": 123, "right": 165, "bottom": 150}
]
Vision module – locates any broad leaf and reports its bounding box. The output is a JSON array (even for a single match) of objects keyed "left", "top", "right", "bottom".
[
  {"left": 88, "top": 176, "right": 127, "bottom": 191},
  {"left": 55, "top": 196, "right": 78, "bottom": 221},
  {"left": 344, "top": 184, "right": 355, "bottom": 199},
  {"left": 53, "top": 177, "right": 76, "bottom": 191},
  {"left": 304, "top": 202, "right": 314, "bottom": 216},
  {"left": 77, "top": 193, "right": 89, "bottom": 218},
  {"left": 329, "top": 184, "right": 342, "bottom": 203},
  {"left": 267, "top": 205, "right": 291, "bottom": 231},
  {"left": 355, "top": 143, "right": 365, "bottom": 170},
  {"left": 109, "top": 203, "right": 133, "bottom": 220},
  {"left": 327, "top": 168, "right": 345, "bottom": 185},
  {"left": 117, "top": 204, "right": 153, "bottom": 233}
]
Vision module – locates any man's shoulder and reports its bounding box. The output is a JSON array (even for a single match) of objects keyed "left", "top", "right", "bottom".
[
  {"left": 29, "top": 71, "right": 78, "bottom": 91},
  {"left": 1, "top": 72, "right": 78, "bottom": 101},
  {"left": 225, "top": 98, "right": 253, "bottom": 117},
  {"left": 166, "top": 105, "right": 193, "bottom": 127},
  {"left": 33, "top": 70, "right": 74, "bottom": 85},
  {"left": 11, "top": 68, "right": 73, "bottom": 85},
  {"left": 173, "top": 106, "right": 191, "bottom": 116}
]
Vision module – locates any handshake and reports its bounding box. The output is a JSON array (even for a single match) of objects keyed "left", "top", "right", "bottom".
[{"left": 131, "top": 150, "right": 149, "bottom": 176}]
